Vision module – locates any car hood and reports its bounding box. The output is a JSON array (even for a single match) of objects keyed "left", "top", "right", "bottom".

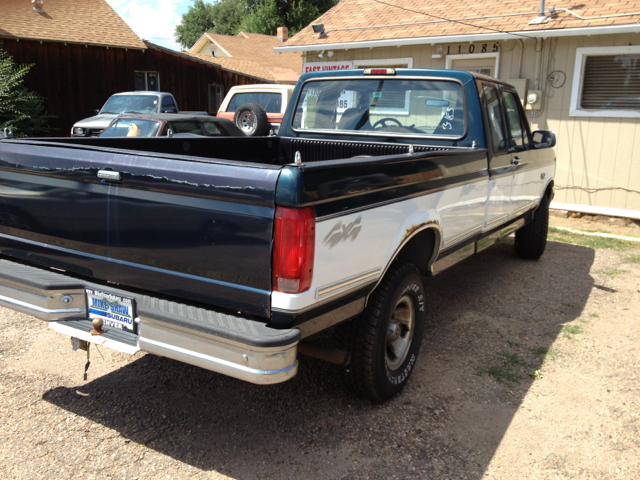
[{"left": 73, "top": 114, "right": 118, "bottom": 129}]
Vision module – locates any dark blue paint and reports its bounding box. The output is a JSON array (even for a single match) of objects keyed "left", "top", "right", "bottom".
[{"left": 0, "top": 142, "right": 278, "bottom": 317}]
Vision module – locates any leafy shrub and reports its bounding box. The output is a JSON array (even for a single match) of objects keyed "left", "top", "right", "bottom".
[{"left": 0, "top": 43, "right": 53, "bottom": 137}]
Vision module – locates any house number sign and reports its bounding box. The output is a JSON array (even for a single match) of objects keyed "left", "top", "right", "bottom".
[{"left": 446, "top": 43, "right": 500, "bottom": 55}]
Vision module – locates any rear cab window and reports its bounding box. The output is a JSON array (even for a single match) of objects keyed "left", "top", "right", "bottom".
[
  {"left": 291, "top": 77, "right": 466, "bottom": 138},
  {"left": 227, "top": 93, "right": 283, "bottom": 113}
]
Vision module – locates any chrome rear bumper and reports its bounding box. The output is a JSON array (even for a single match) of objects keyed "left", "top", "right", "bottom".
[{"left": 0, "top": 259, "right": 299, "bottom": 385}]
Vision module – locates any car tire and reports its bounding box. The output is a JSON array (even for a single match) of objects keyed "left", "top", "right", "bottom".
[
  {"left": 336, "top": 261, "right": 426, "bottom": 403},
  {"left": 234, "top": 102, "right": 269, "bottom": 136},
  {"left": 515, "top": 193, "right": 549, "bottom": 260}
]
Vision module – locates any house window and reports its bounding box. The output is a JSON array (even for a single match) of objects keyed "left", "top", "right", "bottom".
[
  {"left": 369, "top": 91, "right": 411, "bottom": 115},
  {"left": 446, "top": 53, "right": 500, "bottom": 78},
  {"left": 134, "top": 71, "right": 160, "bottom": 91},
  {"left": 570, "top": 46, "right": 640, "bottom": 118}
]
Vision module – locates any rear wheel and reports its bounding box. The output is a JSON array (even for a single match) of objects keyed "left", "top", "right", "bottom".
[
  {"left": 233, "top": 102, "right": 269, "bottom": 136},
  {"left": 336, "top": 261, "right": 425, "bottom": 402},
  {"left": 515, "top": 193, "right": 549, "bottom": 260}
]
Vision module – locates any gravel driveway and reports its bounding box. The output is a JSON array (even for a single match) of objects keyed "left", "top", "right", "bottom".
[{"left": 1, "top": 219, "right": 639, "bottom": 479}]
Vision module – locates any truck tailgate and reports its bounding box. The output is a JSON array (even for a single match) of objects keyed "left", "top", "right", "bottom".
[{"left": 0, "top": 140, "right": 280, "bottom": 317}]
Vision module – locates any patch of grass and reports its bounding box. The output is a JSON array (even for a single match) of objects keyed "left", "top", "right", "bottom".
[
  {"left": 530, "top": 346, "right": 559, "bottom": 364},
  {"left": 533, "top": 318, "right": 544, "bottom": 323},
  {"left": 548, "top": 226, "right": 639, "bottom": 250},
  {"left": 505, "top": 340, "right": 521, "bottom": 348},
  {"left": 589, "top": 228, "right": 640, "bottom": 238},
  {"left": 590, "top": 313, "right": 599, "bottom": 318},
  {"left": 562, "top": 324, "right": 584, "bottom": 338},
  {"left": 532, "top": 346, "right": 550, "bottom": 357},
  {"left": 478, "top": 351, "right": 530, "bottom": 385},
  {"left": 498, "top": 351, "right": 527, "bottom": 366},
  {"left": 482, "top": 365, "right": 522, "bottom": 384},
  {"left": 625, "top": 254, "right": 640, "bottom": 264},
  {"left": 529, "top": 370, "right": 544, "bottom": 380},
  {"left": 599, "top": 269, "right": 628, "bottom": 276},
  {"left": 564, "top": 302, "right": 581, "bottom": 309}
]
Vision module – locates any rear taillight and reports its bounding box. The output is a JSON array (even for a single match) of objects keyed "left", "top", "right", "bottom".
[{"left": 272, "top": 206, "right": 315, "bottom": 293}]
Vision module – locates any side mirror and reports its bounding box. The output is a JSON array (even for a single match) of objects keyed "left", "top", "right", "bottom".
[
  {"left": 532, "top": 130, "right": 556, "bottom": 149},
  {"left": 2, "top": 127, "right": 14, "bottom": 138},
  {"left": 162, "top": 107, "right": 177, "bottom": 114},
  {"left": 94, "top": 109, "right": 100, "bottom": 116}
]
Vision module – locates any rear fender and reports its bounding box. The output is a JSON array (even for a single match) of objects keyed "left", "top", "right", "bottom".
[{"left": 366, "top": 210, "right": 442, "bottom": 301}]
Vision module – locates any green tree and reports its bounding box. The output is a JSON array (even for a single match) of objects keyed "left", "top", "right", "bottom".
[
  {"left": 0, "top": 44, "right": 52, "bottom": 137},
  {"left": 175, "top": 0, "right": 217, "bottom": 50},
  {"left": 237, "top": 0, "right": 281, "bottom": 35},
  {"left": 175, "top": 0, "right": 337, "bottom": 50}
]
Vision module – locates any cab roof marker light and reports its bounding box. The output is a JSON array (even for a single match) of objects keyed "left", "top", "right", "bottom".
[{"left": 363, "top": 68, "right": 396, "bottom": 75}]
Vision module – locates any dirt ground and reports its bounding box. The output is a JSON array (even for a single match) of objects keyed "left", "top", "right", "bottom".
[{"left": 1, "top": 216, "right": 639, "bottom": 480}]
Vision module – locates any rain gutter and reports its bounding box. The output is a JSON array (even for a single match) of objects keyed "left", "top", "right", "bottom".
[{"left": 274, "top": 24, "right": 640, "bottom": 53}]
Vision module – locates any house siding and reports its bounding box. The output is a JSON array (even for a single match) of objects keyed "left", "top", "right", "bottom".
[
  {"left": 2, "top": 39, "right": 262, "bottom": 136},
  {"left": 302, "top": 32, "right": 640, "bottom": 212}
]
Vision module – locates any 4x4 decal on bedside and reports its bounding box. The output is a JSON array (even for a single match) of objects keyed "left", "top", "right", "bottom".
[{"left": 323, "top": 216, "right": 362, "bottom": 248}]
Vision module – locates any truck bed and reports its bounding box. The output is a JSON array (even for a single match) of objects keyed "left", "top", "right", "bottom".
[{"left": 0, "top": 136, "right": 474, "bottom": 320}]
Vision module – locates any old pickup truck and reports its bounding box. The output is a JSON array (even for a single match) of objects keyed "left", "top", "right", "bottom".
[
  {"left": 71, "top": 91, "right": 207, "bottom": 138},
  {"left": 0, "top": 68, "right": 555, "bottom": 402}
]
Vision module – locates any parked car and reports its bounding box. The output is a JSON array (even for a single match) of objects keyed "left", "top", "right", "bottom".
[
  {"left": 0, "top": 68, "right": 556, "bottom": 402},
  {"left": 217, "top": 84, "right": 294, "bottom": 136},
  {"left": 71, "top": 92, "right": 207, "bottom": 137},
  {"left": 99, "top": 114, "right": 243, "bottom": 138}
]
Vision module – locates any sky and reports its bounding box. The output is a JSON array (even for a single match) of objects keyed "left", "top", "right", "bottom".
[{"left": 106, "top": 0, "right": 193, "bottom": 51}]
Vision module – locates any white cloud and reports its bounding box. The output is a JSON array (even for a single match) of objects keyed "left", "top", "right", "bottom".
[{"left": 106, "top": 0, "right": 184, "bottom": 51}]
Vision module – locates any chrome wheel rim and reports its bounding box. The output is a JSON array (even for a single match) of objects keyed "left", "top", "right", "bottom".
[
  {"left": 385, "top": 295, "right": 415, "bottom": 371},
  {"left": 239, "top": 111, "right": 256, "bottom": 133}
]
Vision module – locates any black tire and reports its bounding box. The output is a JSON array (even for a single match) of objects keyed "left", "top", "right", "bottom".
[
  {"left": 515, "top": 193, "right": 549, "bottom": 260},
  {"left": 336, "top": 261, "right": 426, "bottom": 403},
  {"left": 233, "top": 102, "right": 269, "bottom": 136}
]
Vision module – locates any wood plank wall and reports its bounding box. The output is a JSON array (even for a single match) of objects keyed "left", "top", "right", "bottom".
[
  {"left": 304, "top": 33, "right": 640, "bottom": 212},
  {"left": 2, "top": 39, "right": 264, "bottom": 136}
]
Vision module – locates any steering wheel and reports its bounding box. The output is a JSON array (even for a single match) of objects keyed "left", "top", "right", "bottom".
[{"left": 373, "top": 117, "right": 403, "bottom": 129}]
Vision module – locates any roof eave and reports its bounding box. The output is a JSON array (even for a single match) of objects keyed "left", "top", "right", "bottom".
[
  {"left": 0, "top": 34, "right": 146, "bottom": 50},
  {"left": 274, "top": 23, "right": 640, "bottom": 52}
]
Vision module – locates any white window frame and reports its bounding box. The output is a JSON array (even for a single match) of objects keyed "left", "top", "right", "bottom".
[
  {"left": 351, "top": 58, "right": 414, "bottom": 115},
  {"left": 445, "top": 53, "right": 500, "bottom": 78},
  {"left": 369, "top": 91, "right": 412, "bottom": 116},
  {"left": 352, "top": 57, "right": 414, "bottom": 69},
  {"left": 570, "top": 45, "right": 640, "bottom": 118}
]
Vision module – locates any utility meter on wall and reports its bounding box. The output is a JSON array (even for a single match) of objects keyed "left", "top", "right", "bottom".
[{"left": 526, "top": 90, "right": 543, "bottom": 110}]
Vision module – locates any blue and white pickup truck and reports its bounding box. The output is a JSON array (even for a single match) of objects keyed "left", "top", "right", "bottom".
[{"left": 0, "top": 68, "right": 555, "bottom": 402}]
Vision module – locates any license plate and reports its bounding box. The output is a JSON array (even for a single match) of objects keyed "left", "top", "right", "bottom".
[{"left": 86, "top": 288, "right": 137, "bottom": 333}]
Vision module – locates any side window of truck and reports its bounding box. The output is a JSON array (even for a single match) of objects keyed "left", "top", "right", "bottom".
[
  {"left": 482, "top": 84, "right": 507, "bottom": 153},
  {"left": 502, "top": 90, "right": 530, "bottom": 152},
  {"left": 162, "top": 96, "right": 177, "bottom": 112}
]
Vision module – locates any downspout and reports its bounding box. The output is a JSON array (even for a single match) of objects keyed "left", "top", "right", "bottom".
[
  {"left": 534, "top": 38, "right": 544, "bottom": 90},
  {"left": 517, "top": 39, "right": 524, "bottom": 79}
]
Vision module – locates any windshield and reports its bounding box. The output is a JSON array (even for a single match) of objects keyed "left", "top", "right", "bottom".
[
  {"left": 292, "top": 78, "right": 465, "bottom": 137},
  {"left": 101, "top": 95, "right": 160, "bottom": 114},
  {"left": 100, "top": 118, "right": 163, "bottom": 137}
]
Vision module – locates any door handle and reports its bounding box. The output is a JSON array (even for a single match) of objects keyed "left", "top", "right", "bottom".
[{"left": 510, "top": 157, "right": 520, "bottom": 166}]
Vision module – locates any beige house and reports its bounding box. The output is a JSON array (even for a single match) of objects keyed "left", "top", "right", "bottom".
[
  {"left": 188, "top": 28, "right": 302, "bottom": 84},
  {"left": 276, "top": 0, "right": 640, "bottom": 219}
]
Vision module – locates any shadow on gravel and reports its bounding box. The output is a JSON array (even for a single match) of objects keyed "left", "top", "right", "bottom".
[{"left": 43, "top": 238, "right": 596, "bottom": 479}]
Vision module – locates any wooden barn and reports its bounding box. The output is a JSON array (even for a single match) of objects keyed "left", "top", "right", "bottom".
[{"left": 0, "top": 0, "right": 273, "bottom": 136}]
